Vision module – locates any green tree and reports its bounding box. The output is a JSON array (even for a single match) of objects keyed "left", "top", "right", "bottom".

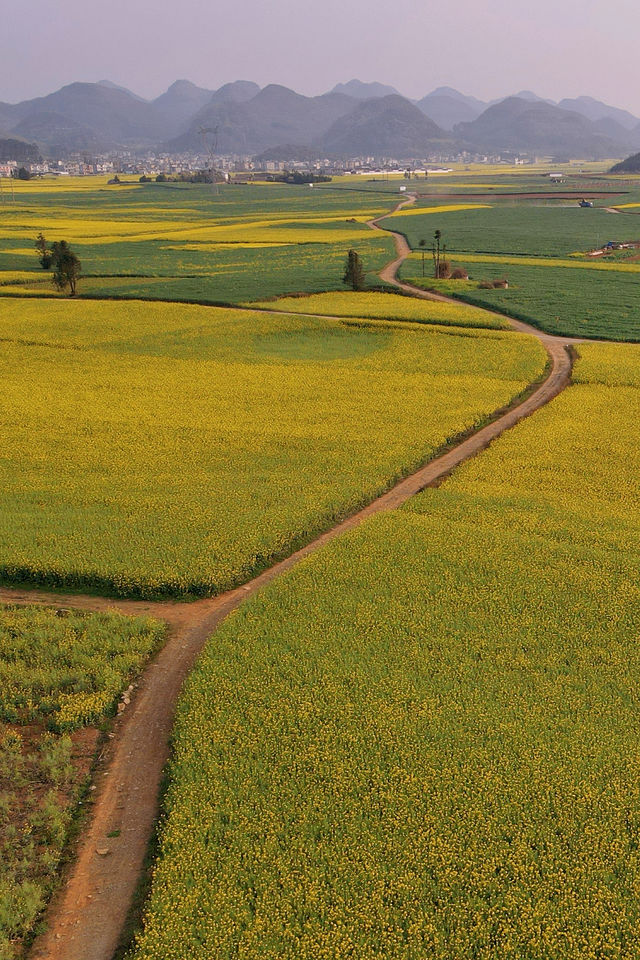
[
  {"left": 35, "top": 233, "right": 52, "bottom": 270},
  {"left": 51, "top": 241, "right": 81, "bottom": 296},
  {"left": 343, "top": 249, "right": 365, "bottom": 291}
]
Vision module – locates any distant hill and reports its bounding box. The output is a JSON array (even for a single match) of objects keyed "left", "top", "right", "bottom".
[
  {"left": 558, "top": 96, "right": 640, "bottom": 131},
  {"left": 5, "top": 82, "right": 164, "bottom": 149},
  {"left": 610, "top": 152, "right": 640, "bottom": 173},
  {"left": 456, "top": 97, "right": 624, "bottom": 159},
  {"left": 0, "top": 79, "right": 264, "bottom": 153},
  {"left": 416, "top": 88, "right": 485, "bottom": 130},
  {"left": 0, "top": 136, "right": 40, "bottom": 162},
  {"left": 254, "top": 144, "right": 324, "bottom": 162},
  {"left": 321, "top": 95, "right": 451, "bottom": 157},
  {"left": 0, "top": 78, "right": 638, "bottom": 159},
  {"left": 168, "top": 84, "right": 357, "bottom": 154},
  {"left": 152, "top": 80, "right": 216, "bottom": 139},
  {"left": 507, "top": 90, "right": 555, "bottom": 104},
  {"left": 207, "top": 80, "right": 261, "bottom": 105},
  {"left": 98, "top": 80, "right": 148, "bottom": 102},
  {"left": 592, "top": 116, "right": 640, "bottom": 151},
  {"left": 330, "top": 80, "right": 399, "bottom": 99},
  {"left": 0, "top": 102, "right": 19, "bottom": 131},
  {"left": 151, "top": 80, "right": 262, "bottom": 141},
  {"left": 10, "top": 111, "right": 109, "bottom": 156}
]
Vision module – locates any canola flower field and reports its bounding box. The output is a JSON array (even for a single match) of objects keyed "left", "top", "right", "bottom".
[
  {"left": 131, "top": 341, "right": 640, "bottom": 960},
  {"left": 406, "top": 250, "right": 640, "bottom": 274},
  {"left": 4, "top": 166, "right": 640, "bottom": 958},
  {"left": 0, "top": 297, "right": 545, "bottom": 598},
  {"left": 246, "top": 291, "right": 508, "bottom": 330},
  {"left": 0, "top": 604, "right": 164, "bottom": 959},
  {"left": 0, "top": 179, "right": 397, "bottom": 304}
]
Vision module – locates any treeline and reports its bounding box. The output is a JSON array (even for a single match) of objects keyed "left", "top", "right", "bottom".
[
  {"left": 272, "top": 171, "right": 332, "bottom": 184},
  {"left": 138, "top": 170, "right": 332, "bottom": 185},
  {"left": 138, "top": 171, "right": 226, "bottom": 184}
]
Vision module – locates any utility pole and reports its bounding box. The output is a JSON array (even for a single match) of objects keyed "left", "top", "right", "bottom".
[{"left": 199, "top": 125, "right": 219, "bottom": 196}]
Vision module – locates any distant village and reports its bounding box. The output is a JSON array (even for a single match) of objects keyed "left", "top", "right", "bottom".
[{"left": 0, "top": 148, "right": 542, "bottom": 182}]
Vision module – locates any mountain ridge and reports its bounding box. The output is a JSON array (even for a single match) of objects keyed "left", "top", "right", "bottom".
[{"left": 0, "top": 78, "right": 635, "bottom": 160}]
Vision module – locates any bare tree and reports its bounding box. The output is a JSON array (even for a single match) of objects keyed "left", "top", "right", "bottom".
[
  {"left": 432, "top": 229, "right": 447, "bottom": 279},
  {"left": 419, "top": 238, "right": 427, "bottom": 277}
]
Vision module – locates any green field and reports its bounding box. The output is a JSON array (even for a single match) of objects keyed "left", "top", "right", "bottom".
[
  {"left": 384, "top": 202, "right": 632, "bottom": 258},
  {"left": 5, "top": 175, "right": 640, "bottom": 338},
  {"left": 402, "top": 263, "right": 640, "bottom": 340},
  {"left": 381, "top": 201, "right": 640, "bottom": 340},
  {"left": 0, "top": 180, "right": 396, "bottom": 303},
  {"left": 131, "top": 341, "right": 640, "bottom": 960},
  {"left": 0, "top": 604, "right": 164, "bottom": 959},
  {"left": 0, "top": 297, "right": 545, "bottom": 598}
]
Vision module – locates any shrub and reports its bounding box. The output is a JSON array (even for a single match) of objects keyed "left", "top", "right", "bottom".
[{"left": 451, "top": 267, "right": 469, "bottom": 280}]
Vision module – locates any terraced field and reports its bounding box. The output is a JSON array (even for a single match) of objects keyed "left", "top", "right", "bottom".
[{"left": 131, "top": 341, "right": 640, "bottom": 960}]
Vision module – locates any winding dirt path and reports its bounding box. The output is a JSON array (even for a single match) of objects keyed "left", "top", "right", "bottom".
[
  {"left": 7, "top": 198, "right": 582, "bottom": 960},
  {"left": 368, "top": 199, "right": 583, "bottom": 355}
]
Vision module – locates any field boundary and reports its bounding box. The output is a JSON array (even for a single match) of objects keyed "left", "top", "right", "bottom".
[{"left": 4, "top": 197, "right": 583, "bottom": 960}]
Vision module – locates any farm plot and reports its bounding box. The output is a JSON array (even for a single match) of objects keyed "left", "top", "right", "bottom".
[
  {"left": 402, "top": 262, "right": 640, "bottom": 341},
  {"left": 0, "top": 604, "right": 163, "bottom": 959},
  {"left": 130, "top": 341, "right": 640, "bottom": 960},
  {"left": 0, "top": 180, "right": 395, "bottom": 303},
  {"left": 382, "top": 200, "right": 640, "bottom": 340},
  {"left": 382, "top": 203, "right": 625, "bottom": 259},
  {"left": 246, "top": 291, "right": 508, "bottom": 329},
  {"left": 0, "top": 297, "right": 545, "bottom": 598}
]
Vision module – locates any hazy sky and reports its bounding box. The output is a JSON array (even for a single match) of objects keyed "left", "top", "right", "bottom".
[{"left": 3, "top": 0, "right": 640, "bottom": 113}]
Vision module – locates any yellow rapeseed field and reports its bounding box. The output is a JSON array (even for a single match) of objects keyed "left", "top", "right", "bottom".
[
  {"left": 0, "top": 215, "right": 374, "bottom": 246},
  {"left": 387, "top": 203, "right": 492, "bottom": 217},
  {"left": 0, "top": 297, "right": 545, "bottom": 598},
  {"left": 407, "top": 250, "right": 640, "bottom": 273},
  {"left": 247, "top": 291, "right": 509, "bottom": 329},
  {"left": 132, "top": 341, "right": 640, "bottom": 959}
]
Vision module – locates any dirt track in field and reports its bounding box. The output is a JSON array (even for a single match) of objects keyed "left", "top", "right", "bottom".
[{"left": 6, "top": 196, "right": 582, "bottom": 960}]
